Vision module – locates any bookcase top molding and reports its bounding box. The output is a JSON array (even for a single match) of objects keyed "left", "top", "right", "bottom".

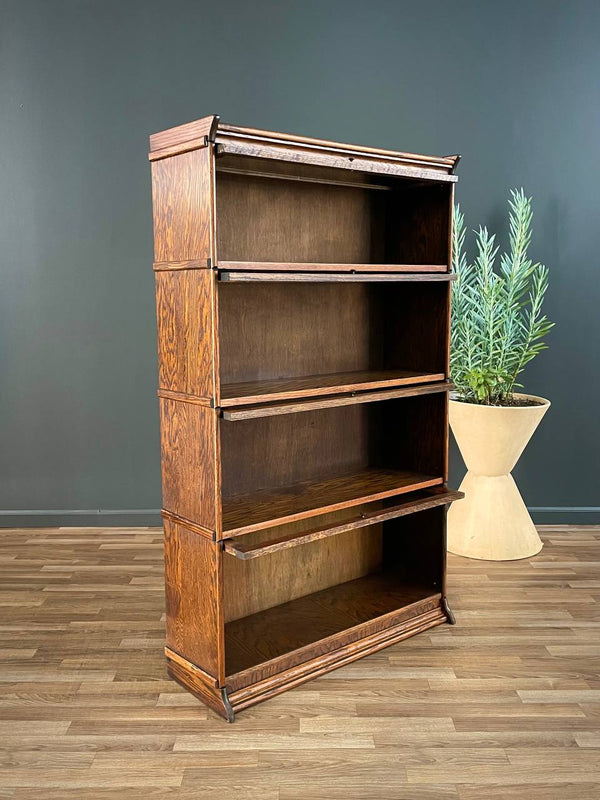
[{"left": 149, "top": 114, "right": 460, "bottom": 181}]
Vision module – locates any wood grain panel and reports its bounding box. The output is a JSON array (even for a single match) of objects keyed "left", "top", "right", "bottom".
[
  {"left": 151, "top": 147, "right": 214, "bottom": 262},
  {"left": 217, "top": 282, "right": 378, "bottom": 386},
  {"left": 159, "top": 398, "right": 218, "bottom": 530},
  {"left": 223, "top": 512, "right": 383, "bottom": 622},
  {"left": 216, "top": 171, "right": 386, "bottom": 264},
  {"left": 155, "top": 269, "right": 216, "bottom": 398},
  {"left": 163, "top": 518, "right": 223, "bottom": 680}
]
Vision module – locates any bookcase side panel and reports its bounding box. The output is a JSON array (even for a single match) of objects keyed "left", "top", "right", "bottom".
[
  {"left": 164, "top": 517, "right": 224, "bottom": 680},
  {"left": 151, "top": 147, "right": 214, "bottom": 263},
  {"left": 155, "top": 269, "right": 216, "bottom": 399},
  {"left": 159, "top": 398, "right": 218, "bottom": 531}
]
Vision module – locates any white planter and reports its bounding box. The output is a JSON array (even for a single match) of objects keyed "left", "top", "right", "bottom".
[{"left": 447, "top": 393, "right": 550, "bottom": 561}]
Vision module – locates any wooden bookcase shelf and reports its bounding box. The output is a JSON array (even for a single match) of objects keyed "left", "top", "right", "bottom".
[
  {"left": 222, "top": 468, "right": 444, "bottom": 537},
  {"left": 225, "top": 575, "right": 438, "bottom": 675},
  {"left": 219, "top": 270, "right": 456, "bottom": 282},
  {"left": 216, "top": 279, "right": 451, "bottom": 404},
  {"left": 220, "top": 368, "right": 445, "bottom": 407},
  {"left": 149, "top": 115, "right": 463, "bottom": 721},
  {"left": 220, "top": 382, "right": 451, "bottom": 421},
  {"left": 217, "top": 261, "right": 448, "bottom": 273},
  {"left": 223, "top": 488, "right": 464, "bottom": 560}
]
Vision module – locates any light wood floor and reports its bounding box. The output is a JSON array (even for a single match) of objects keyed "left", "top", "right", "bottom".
[{"left": 1, "top": 526, "right": 599, "bottom": 798}]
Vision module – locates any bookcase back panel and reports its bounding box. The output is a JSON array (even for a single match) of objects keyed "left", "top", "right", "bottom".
[
  {"left": 217, "top": 171, "right": 386, "bottom": 264},
  {"left": 218, "top": 282, "right": 448, "bottom": 386},
  {"left": 219, "top": 394, "right": 446, "bottom": 500},
  {"left": 220, "top": 404, "right": 374, "bottom": 499},
  {"left": 223, "top": 513, "right": 383, "bottom": 622},
  {"left": 216, "top": 167, "right": 450, "bottom": 265}
]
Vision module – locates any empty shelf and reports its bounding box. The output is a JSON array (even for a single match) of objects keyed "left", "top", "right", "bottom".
[
  {"left": 225, "top": 572, "right": 437, "bottom": 674},
  {"left": 222, "top": 468, "right": 444, "bottom": 536}
]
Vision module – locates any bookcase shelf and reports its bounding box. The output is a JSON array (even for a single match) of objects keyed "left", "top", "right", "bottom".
[
  {"left": 220, "top": 368, "right": 445, "bottom": 407},
  {"left": 225, "top": 574, "right": 438, "bottom": 675},
  {"left": 150, "top": 115, "right": 463, "bottom": 721},
  {"left": 223, "top": 488, "right": 463, "bottom": 560},
  {"left": 217, "top": 260, "right": 448, "bottom": 273},
  {"left": 222, "top": 468, "right": 443, "bottom": 537},
  {"left": 219, "top": 270, "right": 456, "bottom": 283},
  {"left": 220, "top": 381, "right": 451, "bottom": 421}
]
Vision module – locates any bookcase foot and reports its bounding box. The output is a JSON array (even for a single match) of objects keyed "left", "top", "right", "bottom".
[
  {"left": 220, "top": 688, "right": 235, "bottom": 723},
  {"left": 441, "top": 596, "right": 456, "bottom": 625},
  {"left": 165, "top": 648, "right": 235, "bottom": 722}
]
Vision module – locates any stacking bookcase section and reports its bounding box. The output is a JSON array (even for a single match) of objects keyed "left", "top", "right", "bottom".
[
  {"left": 218, "top": 279, "right": 451, "bottom": 407},
  {"left": 216, "top": 170, "right": 451, "bottom": 271},
  {"left": 223, "top": 499, "right": 460, "bottom": 680},
  {"left": 220, "top": 390, "right": 448, "bottom": 537},
  {"left": 150, "top": 115, "right": 463, "bottom": 721}
]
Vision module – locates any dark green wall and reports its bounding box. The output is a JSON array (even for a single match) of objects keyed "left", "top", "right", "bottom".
[{"left": 1, "top": 0, "right": 598, "bottom": 525}]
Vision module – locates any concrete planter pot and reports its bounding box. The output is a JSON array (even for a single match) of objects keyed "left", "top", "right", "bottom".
[{"left": 447, "top": 393, "right": 550, "bottom": 561}]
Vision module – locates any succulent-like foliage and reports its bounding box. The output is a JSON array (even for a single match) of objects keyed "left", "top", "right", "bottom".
[{"left": 450, "top": 189, "right": 554, "bottom": 405}]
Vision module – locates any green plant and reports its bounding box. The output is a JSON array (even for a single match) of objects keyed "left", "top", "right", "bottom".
[{"left": 450, "top": 189, "right": 554, "bottom": 405}]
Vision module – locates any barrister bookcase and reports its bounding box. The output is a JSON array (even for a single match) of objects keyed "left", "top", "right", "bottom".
[{"left": 149, "top": 116, "right": 463, "bottom": 721}]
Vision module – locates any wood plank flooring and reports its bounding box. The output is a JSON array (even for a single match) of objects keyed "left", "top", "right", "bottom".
[{"left": 0, "top": 525, "right": 599, "bottom": 798}]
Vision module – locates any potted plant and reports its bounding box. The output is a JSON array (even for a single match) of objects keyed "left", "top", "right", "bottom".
[{"left": 448, "top": 189, "right": 554, "bottom": 560}]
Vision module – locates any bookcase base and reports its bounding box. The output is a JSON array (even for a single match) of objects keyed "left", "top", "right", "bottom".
[{"left": 165, "top": 597, "right": 450, "bottom": 722}]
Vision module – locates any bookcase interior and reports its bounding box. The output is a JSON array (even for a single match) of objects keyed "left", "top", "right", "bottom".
[
  {"left": 219, "top": 393, "right": 447, "bottom": 536},
  {"left": 218, "top": 281, "right": 450, "bottom": 404},
  {"left": 215, "top": 155, "right": 451, "bottom": 266},
  {"left": 223, "top": 505, "right": 445, "bottom": 675}
]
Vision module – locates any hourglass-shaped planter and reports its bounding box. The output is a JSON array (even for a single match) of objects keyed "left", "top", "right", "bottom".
[{"left": 447, "top": 393, "right": 550, "bottom": 561}]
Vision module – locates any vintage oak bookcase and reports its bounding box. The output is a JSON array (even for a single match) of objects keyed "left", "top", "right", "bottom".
[{"left": 149, "top": 116, "right": 463, "bottom": 721}]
